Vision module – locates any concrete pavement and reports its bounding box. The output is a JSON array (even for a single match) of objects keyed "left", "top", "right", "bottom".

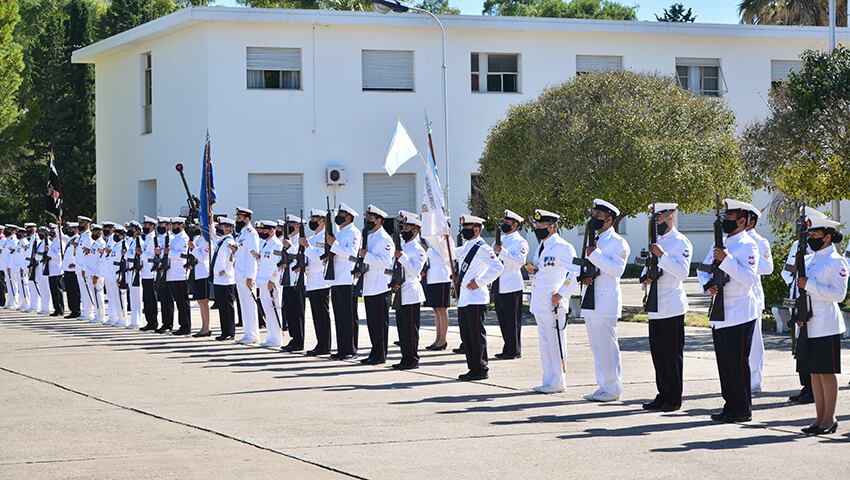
[{"left": 1, "top": 306, "right": 848, "bottom": 479}]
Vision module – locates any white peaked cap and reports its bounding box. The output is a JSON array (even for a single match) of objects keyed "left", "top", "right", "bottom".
[
  {"left": 460, "top": 214, "right": 485, "bottom": 225},
  {"left": 650, "top": 203, "right": 678, "bottom": 212},
  {"left": 365, "top": 204, "right": 387, "bottom": 218},
  {"left": 338, "top": 203, "right": 359, "bottom": 217},
  {"left": 593, "top": 199, "right": 620, "bottom": 217},
  {"left": 504, "top": 209, "right": 524, "bottom": 223}
]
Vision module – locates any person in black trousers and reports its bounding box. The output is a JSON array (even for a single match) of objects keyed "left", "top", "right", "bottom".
[
  {"left": 166, "top": 218, "right": 192, "bottom": 336},
  {"left": 302, "top": 210, "right": 332, "bottom": 355},
  {"left": 62, "top": 223, "right": 81, "bottom": 318},
  {"left": 211, "top": 218, "right": 237, "bottom": 341}
]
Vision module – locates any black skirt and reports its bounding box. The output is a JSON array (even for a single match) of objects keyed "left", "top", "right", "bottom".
[
  {"left": 805, "top": 334, "right": 842, "bottom": 374},
  {"left": 424, "top": 282, "right": 451, "bottom": 308},
  {"left": 192, "top": 277, "right": 210, "bottom": 300}
]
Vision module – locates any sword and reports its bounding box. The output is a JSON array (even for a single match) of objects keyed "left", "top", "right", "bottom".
[
  {"left": 81, "top": 271, "right": 94, "bottom": 305},
  {"left": 554, "top": 303, "right": 566, "bottom": 373},
  {"left": 268, "top": 284, "right": 283, "bottom": 332},
  {"left": 19, "top": 273, "right": 28, "bottom": 302}
]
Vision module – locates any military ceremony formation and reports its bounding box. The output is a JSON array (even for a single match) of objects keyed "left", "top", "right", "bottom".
[{"left": 1, "top": 196, "right": 847, "bottom": 436}]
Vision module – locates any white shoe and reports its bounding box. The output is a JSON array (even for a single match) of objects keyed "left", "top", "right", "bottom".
[
  {"left": 113, "top": 321, "right": 127, "bottom": 328},
  {"left": 259, "top": 340, "right": 282, "bottom": 348},
  {"left": 582, "top": 389, "right": 604, "bottom": 401},
  {"left": 126, "top": 323, "right": 139, "bottom": 330},
  {"left": 79, "top": 315, "right": 92, "bottom": 321},
  {"left": 38, "top": 310, "right": 50, "bottom": 315},
  {"left": 586, "top": 390, "right": 620, "bottom": 402},
  {"left": 533, "top": 385, "right": 565, "bottom": 394},
  {"left": 235, "top": 337, "right": 258, "bottom": 345},
  {"left": 90, "top": 317, "right": 102, "bottom": 324}
]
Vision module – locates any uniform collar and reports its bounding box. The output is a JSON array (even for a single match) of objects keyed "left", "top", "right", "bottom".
[
  {"left": 597, "top": 228, "right": 614, "bottom": 240},
  {"left": 726, "top": 230, "right": 746, "bottom": 243},
  {"left": 543, "top": 232, "right": 560, "bottom": 247},
  {"left": 660, "top": 228, "right": 677, "bottom": 239},
  {"left": 813, "top": 244, "right": 835, "bottom": 258}
]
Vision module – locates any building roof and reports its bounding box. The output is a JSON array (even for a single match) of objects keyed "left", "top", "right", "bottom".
[{"left": 72, "top": 6, "right": 845, "bottom": 64}]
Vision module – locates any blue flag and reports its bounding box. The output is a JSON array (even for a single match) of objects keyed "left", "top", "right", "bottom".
[{"left": 199, "top": 135, "right": 216, "bottom": 242}]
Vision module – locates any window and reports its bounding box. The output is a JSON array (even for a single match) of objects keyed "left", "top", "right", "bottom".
[
  {"left": 576, "top": 55, "right": 623, "bottom": 74},
  {"left": 247, "top": 174, "right": 303, "bottom": 222},
  {"left": 247, "top": 47, "right": 302, "bottom": 90},
  {"left": 362, "top": 50, "right": 414, "bottom": 92},
  {"left": 363, "top": 173, "right": 416, "bottom": 218},
  {"left": 676, "top": 212, "right": 714, "bottom": 233},
  {"left": 471, "top": 53, "right": 519, "bottom": 93},
  {"left": 142, "top": 52, "right": 152, "bottom": 134},
  {"left": 770, "top": 60, "right": 803, "bottom": 89},
  {"left": 675, "top": 58, "right": 725, "bottom": 97}
]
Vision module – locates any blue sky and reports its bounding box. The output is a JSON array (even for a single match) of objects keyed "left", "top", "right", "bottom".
[{"left": 216, "top": 1, "right": 744, "bottom": 24}]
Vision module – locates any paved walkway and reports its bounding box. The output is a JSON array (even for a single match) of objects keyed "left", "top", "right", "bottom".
[{"left": 1, "top": 307, "right": 848, "bottom": 479}]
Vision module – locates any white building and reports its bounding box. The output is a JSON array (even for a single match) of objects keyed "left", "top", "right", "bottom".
[{"left": 72, "top": 6, "right": 848, "bottom": 257}]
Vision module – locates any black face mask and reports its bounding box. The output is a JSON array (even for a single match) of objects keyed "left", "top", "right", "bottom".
[
  {"left": 656, "top": 221, "right": 670, "bottom": 236},
  {"left": 334, "top": 215, "right": 346, "bottom": 226},
  {"left": 589, "top": 217, "right": 606, "bottom": 231},
  {"left": 285, "top": 225, "right": 295, "bottom": 236},
  {"left": 275, "top": 229, "right": 284, "bottom": 238},
  {"left": 401, "top": 231, "right": 415, "bottom": 242},
  {"left": 461, "top": 228, "right": 475, "bottom": 241},
  {"left": 91, "top": 232, "right": 101, "bottom": 240},
  {"left": 113, "top": 233, "right": 122, "bottom": 242},
  {"left": 156, "top": 226, "right": 166, "bottom": 235},
  {"left": 721, "top": 218, "right": 739, "bottom": 235},
  {"left": 215, "top": 228, "right": 224, "bottom": 236},
  {"left": 235, "top": 220, "right": 246, "bottom": 232},
  {"left": 500, "top": 223, "right": 513, "bottom": 234},
  {"left": 807, "top": 237, "right": 825, "bottom": 252},
  {"left": 534, "top": 227, "right": 550, "bottom": 241},
  {"left": 365, "top": 221, "right": 376, "bottom": 231},
  {"left": 171, "top": 227, "right": 181, "bottom": 234},
  {"left": 308, "top": 220, "right": 319, "bottom": 231},
  {"left": 38, "top": 233, "right": 46, "bottom": 240},
  {"left": 142, "top": 226, "right": 152, "bottom": 235},
  {"left": 258, "top": 231, "right": 270, "bottom": 240}
]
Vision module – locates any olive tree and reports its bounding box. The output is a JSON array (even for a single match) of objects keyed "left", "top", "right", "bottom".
[{"left": 477, "top": 70, "right": 749, "bottom": 227}]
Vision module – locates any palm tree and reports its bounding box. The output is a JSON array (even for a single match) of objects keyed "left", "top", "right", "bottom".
[{"left": 738, "top": 0, "right": 848, "bottom": 26}]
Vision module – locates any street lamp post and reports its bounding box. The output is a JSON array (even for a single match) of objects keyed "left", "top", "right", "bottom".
[{"left": 372, "top": 0, "right": 451, "bottom": 211}]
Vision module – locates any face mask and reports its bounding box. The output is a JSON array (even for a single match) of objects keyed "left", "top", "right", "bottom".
[
  {"left": 500, "top": 223, "right": 512, "bottom": 234},
  {"left": 365, "top": 221, "right": 376, "bottom": 231},
  {"left": 534, "top": 227, "right": 550, "bottom": 241},
  {"left": 38, "top": 233, "right": 46, "bottom": 239},
  {"left": 171, "top": 227, "right": 181, "bottom": 234},
  {"left": 275, "top": 229, "right": 284, "bottom": 238},
  {"left": 401, "top": 231, "right": 415, "bottom": 242},
  {"left": 92, "top": 232, "right": 101, "bottom": 240},
  {"left": 156, "top": 226, "right": 166, "bottom": 235},
  {"left": 461, "top": 228, "right": 475, "bottom": 241},
  {"left": 258, "top": 231, "right": 270, "bottom": 240},
  {"left": 589, "top": 217, "right": 606, "bottom": 231},
  {"left": 113, "top": 233, "right": 121, "bottom": 242},
  {"left": 235, "top": 220, "right": 246, "bottom": 232},
  {"left": 721, "top": 218, "right": 738, "bottom": 235},
  {"left": 215, "top": 228, "right": 224, "bottom": 236},
  {"left": 334, "top": 215, "right": 346, "bottom": 226},
  {"left": 308, "top": 220, "right": 319, "bottom": 231},
  {"left": 656, "top": 221, "right": 669, "bottom": 236},
  {"left": 807, "top": 237, "right": 825, "bottom": 252},
  {"left": 142, "top": 226, "right": 151, "bottom": 235},
  {"left": 286, "top": 225, "right": 295, "bottom": 236}
]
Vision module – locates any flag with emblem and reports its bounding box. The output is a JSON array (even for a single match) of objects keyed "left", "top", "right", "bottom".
[
  {"left": 199, "top": 132, "right": 217, "bottom": 243},
  {"left": 420, "top": 114, "right": 451, "bottom": 262},
  {"left": 44, "top": 155, "right": 61, "bottom": 218}
]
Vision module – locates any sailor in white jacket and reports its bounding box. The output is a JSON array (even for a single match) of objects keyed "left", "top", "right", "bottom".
[
  {"left": 580, "top": 199, "right": 630, "bottom": 402},
  {"left": 86, "top": 225, "right": 106, "bottom": 323},
  {"left": 1, "top": 225, "right": 18, "bottom": 309},
  {"left": 526, "top": 210, "right": 577, "bottom": 394},
  {"left": 326, "top": 203, "right": 362, "bottom": 360},
  {"left": 256, "top": 221, "right": 284, "bottom": 347},
  {"left": 358, "top": 205, "right": 394, "bottom": 365},
  {"left": 32, "top": 227, "right": 52, "bottom": 314},
  {"left": 392, "top": 211, "right": 427, "bottom": 370},
  {"left": 744, "top": 206, "right": 773, "bottom": 392},
  {"left": 46, "top": 224, "right": 65, "bottom": 316},
  {"left": 233, "top": 207, "right": 260, "bottom": 344},
  {"left": 493, "top": 209, "right": 529, "bottom": 360},
  {"left": 75, "top": 216, "right": 94, "bottom": 320},
  {"left": 639, "top": 203, "right": 692, "bottom": 411},
  {"left": 211, "top": 218, "right": 238, "bottom": 341},
  {"left": 453, "top": 214, "right": 503, "bottom": 381},
  {"left": 301, "top": 209, "right": 332, "bottom": 355}
]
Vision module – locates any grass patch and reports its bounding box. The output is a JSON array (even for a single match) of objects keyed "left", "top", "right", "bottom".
[{"left": 621, "top": 311, "right": 711, "bottom": 328}]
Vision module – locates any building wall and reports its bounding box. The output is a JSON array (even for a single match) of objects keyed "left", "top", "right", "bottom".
[{"left": 91, "top": 14, "right": 846, "bottom": 258}]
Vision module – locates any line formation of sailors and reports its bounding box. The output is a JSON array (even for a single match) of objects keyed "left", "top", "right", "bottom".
[{"left": 0, "top": 199, "right": 846, "bottom": 434}]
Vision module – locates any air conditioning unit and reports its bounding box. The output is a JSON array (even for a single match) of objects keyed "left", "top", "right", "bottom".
[{"left": 326, "top": 167, "right": 347, "bottom": 186}]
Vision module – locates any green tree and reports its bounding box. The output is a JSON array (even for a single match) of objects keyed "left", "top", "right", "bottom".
[
  {"left": 100, "top": 0, "right": 177, "bottom": 38},
  {"left": 236, "top": 0, "right": 321, "bottom": 8},
  {"left": 0, "top": 0, "right": 24, "bottom": 134},
  {"left": 742, "top": 47, "right": 850, "bottom": 211},
  {"left": 416, "top": 0, "right": 461, "bottom": 14},
  {"left": 656, "top": 3, "right": 696, "bottom": 22},
  {"left": 738, "top": 0, "right": 848, "bottom": 27},
  {"left": 477, "top": 71, "right": 748, "bottom": 228},
  {"left": 483, "top": 0, "right": 637, "bottom": 20}
]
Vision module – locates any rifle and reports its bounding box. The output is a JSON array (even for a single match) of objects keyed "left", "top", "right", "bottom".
[
  {"left": 387, "top": 218, "right": 405, "bottom": 310},
  {"left": 351, "top": 218, "right": 369, "bottom": 297},
  {"left": 697, "top": 195, "right": 730, "bottom": 322},
  {"left": 181, "top": 231, "right": 198, "bottom": 269},
  {"left": 175, "top": 163, "right": 201, "bottom": 223},
  {"left": 41, "top": 238, "right": 51, "bottom": 277},
  {"left": 573, "top": 209, "right": 601, "bottom": 311},
  {"left": 131, "top": 237, "right": 142, "bottom": 288},
  {"left": 148, "top": 232, "right": 161, "bottom": 279},
  {"left": 635, "top": 197, "right": 662, "bottom": 313},
  {"left": 295, "top": 210, "right": 307, "bottom": 291},
  {"left": 27, "top": 236, "right": 39, "bottom": 283},
  {"left": 490, "top": 219, "right": 502, "bottom": 304},
  {"left": 156, "top": 233, "right": 170, "bottom": 289},
  {"left": 452, "top": 228, "right": 463, "bottom": 299},
  {"left": 784, "top": 204, "right": 812, "bottom": 359},
  {"left": 279, "top": 208, "right": 292, "bottom": 286},
  {"left": 114, "top": 239, "right": 129, "bottom": 290},
  {"left": 322, "top": 197, "right": 335, "bottom": 281}
]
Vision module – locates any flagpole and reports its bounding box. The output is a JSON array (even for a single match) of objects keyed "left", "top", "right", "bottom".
[
  {"left": 425, "top": 121, "right": 458, "bottom": 297},
  {"left": 205, "top": 131, "right": 213, "bottom": 269}
]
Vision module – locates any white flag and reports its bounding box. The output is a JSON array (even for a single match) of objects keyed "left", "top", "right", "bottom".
[
  {"left": 383, "top": 120, "right": 419, "bottom": 176},
  {"left": 421, "top": 143, "right": 451, "bottom": 261}
]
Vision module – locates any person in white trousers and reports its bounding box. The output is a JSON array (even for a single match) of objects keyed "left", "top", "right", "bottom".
[
  {"left": 256, "top": 221, "right": 284, "bottom": 347},
  {"left": 526, "top": 209, "right": 578, "bottom": 394},
  {"left": 105, "top": 226, "right": 128, "bottom": 327},
  {"left": 33, "top": 227, "right": 53, "bottom": 315},
  {"left": 15, "top": 227, "right": 33, "bottom": 312},
  {"left": 2, "top": 225, "right": 19, "bottom": 309},
  {"left": 233, "top": 207, "right": 260, "bottom": 345},
  {"left": 580, "top": 199, "right": 630, "bottom": 402},
  {"left": 76, "top": 216, "right": 94, "bottom": 320},
  {"left": 86, "top": 225, "right": 106, "bottom": 323},
  {"left": 745, "top": 206, "right": 773, "bottom": 393},
  {"left": 125, "top": 222, "right": 144, "bottom": 329}
]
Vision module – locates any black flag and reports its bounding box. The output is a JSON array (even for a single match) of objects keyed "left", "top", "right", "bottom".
[{"left": 45, "top": 157, "right": 61, "bottom": 218}]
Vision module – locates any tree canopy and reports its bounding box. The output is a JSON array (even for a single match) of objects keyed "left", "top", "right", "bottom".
[
  {"left": 0, "top": 0, "right": 24, "bottom": 134},
  {"left": 476, "top": 71, "right": 749, "bottom": 227},
  {"left": 656, "top": 3, "right": 696, "bottom": 22},
  {"left": 482, "top": 0, "right": 637, "bottom": 20},
  {"left": 738, "top": 0, "right": 848, "bottom": 27},
  {"left": 742, "top": 47, "right": 850, "bottom": 210}
]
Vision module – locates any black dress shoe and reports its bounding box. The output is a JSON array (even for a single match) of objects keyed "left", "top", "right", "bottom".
[
  {"left": 281, "top": 343, "right": 303, "bottom": 352},
  {"left": 797, "top": 393, "right": 815, "bottom": 404},
  {"left": 458, "top": 371, "right": 488, "bottom": 381},
  {"left": 215, "top": 335, "right": 234, "bottom": 341},
  {"left": 722, "top": 413, "right": 751, "bottom": 423},
  {"left": 393, "top": 340, "right": 401, "bottom": 346},
  {"left": 495, "top": 353, "right": 521, "bottom": 360},
  {"left": 642, "top": 399, "right": 664, "bottom": 411},
  {"left": 425, "top": 343, "right": 447, "bottom": 351},
  {"left": 155, "top": 327, "right": 172, "bottom": 334},
  {"left": 139, "top": 324, "right": 157, "bottom": 332},
  {"left": 339, "top": 354, "right": 358, "bottom": 360},
  {"left": 192, "top": 331, "right": 212, "bottom": 338},
  {"left": 392, "top": 363, "right": 419, "bottom": 370},
  {"left": 801, "top": 424, "right": 821, "bottom": 435},
  {"left": 306, "top": 348, "right": 329, "bottom": 356},
  {"left": 50, "top": 312, "right": 60, "bottom": 317},
  {"left": 452, "top": 346, "right": 466, "bottom": 354},
  {"left": 172, "top": 329, "right": 191, "bottom": 336},
  {"left": 329, "top": 353, "right": 342, "bottom": 360},
  {"left": 659, "top": 403, "right": 681, "bottom": 412},
  {"left": 710, "top": 412, "right": 727, "bottom": 422}
]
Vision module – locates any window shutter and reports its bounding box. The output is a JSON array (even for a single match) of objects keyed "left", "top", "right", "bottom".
[
  {"left": 362, "top": 50, "right": 414, "bottom": 90},
  {"left": 363, "top": 173, "right": 416, "bottom": 217},
  {"left": 677, "top": 212, "right": 714, "bottom": 232},
  {"left": 576, "top": 55, "right": 622, "bottom": 73},
  {"left": 771, "top": 60, "right": 803, "bottom": 83},
  {"left": 247, "top": 174, "right": 303, "bottom": 222},
  {"left": 676, "top": 57, "right": 720, "bottom": 67},
  {"left": 247, "top": 47, "right": 301, "bottom": 71}
]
